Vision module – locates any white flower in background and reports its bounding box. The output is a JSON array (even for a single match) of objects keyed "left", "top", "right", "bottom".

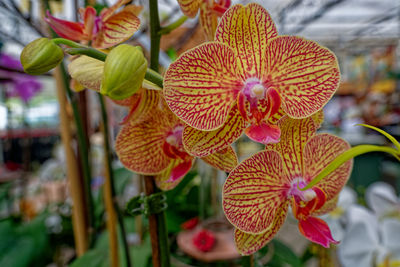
[
  {"left": 338, "top": 183, "right": 400, "bottom": 267},
  {"left": 366, "top": 182, "right": 400, "bottom": 219},
  {"left": 322, "top": 186, "right": 357, "bottom": 240}
]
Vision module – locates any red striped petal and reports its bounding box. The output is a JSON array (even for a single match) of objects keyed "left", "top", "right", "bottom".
[
  {"left": 199, "top": 3, "right": 218, "bottom": 41},
  {"left": 182, "top": 105, "right": 246, "bottom": 157},
  {"left": 164, "top": 42, "right": 243, "bottom": 130},
  {"left": 265, "top": 116, "right": 317, "bottom": 180},
  {"left": 223, "top": 150, "right": 291, "bottom": 234},
  {"left": 265, "top": 36, "right": 340, "bottom": 118},
  {"left": 201, "top": 145, "right": 238, "bottom": 172},
  {"left": 215, "top": 3, "right": 277, "bottom": 79},
  {"left": 303, "top": 133, "right": 353, "bottom": 204},
  {"left": 120, "top": 89, "right": 160, "bottom": 125},
  {"left": 177, "top": 0, "right": 202, "bottom": 17},
  {"left": 115, "top": 108, "right": 179, "bottom": 175},
  {"left": 234, "top": 202, "right": 289, "bottom": 255},
  {"left": 94, "top": 6, "right": 140, "bottom": 49}
]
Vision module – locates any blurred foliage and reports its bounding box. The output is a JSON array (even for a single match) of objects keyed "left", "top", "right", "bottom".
[{"left": 0, "top": 215, "right": 50, "bottom": 266}]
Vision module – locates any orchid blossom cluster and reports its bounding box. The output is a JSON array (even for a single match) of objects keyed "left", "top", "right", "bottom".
[{"left": 20, "top": 0, "right": 400, "bottom": 258}]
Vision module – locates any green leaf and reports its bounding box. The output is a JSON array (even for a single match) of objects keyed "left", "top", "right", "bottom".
[{"left": 70, "top": 249, "right": 109, "bottom": 267}]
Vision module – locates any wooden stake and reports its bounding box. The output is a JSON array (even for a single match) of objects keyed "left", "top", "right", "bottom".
[{"left": 54, "top": 67, "right": 88, "bottom": 256}]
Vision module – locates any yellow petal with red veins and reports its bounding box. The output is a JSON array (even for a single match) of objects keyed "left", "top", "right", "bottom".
[
  {"left": 223, "top": 150, "right": 291, "bottom": 234},
  {"left": 177, "top": 0, "right": 202, "bottom": 17},
  {"left": 68, "top": 56, "right": 104, "bottom": 91},
  {"left": 311, "top": 110, "right": 324, "bottom": 129},
  {"left": 234, "top": 202, "right": 289, "bottom": 255},
  {"left": 303, "top": 133, "right": 353, "bottom": 203},
  {"left": 265, "top": 36, "right": 340, "bottom": 118},
  {"left": 199, "top": 3, "right": 218, "bottom": 41},
  {"left": 121, "top": 89, "right": 161, "bottom": 125},
  {"left": 115, "top": 108, "right": 178, "bottom": 174},
  {"left": 182, "top": 105, "right": 246, "bottom": 157},
  {"left": 94, "top": 7, "right": 140, "bottom": 49},
  {"left": 100, "top": 0, "right": 132, "bottom": 21},
  {"left": 164, "top": 42, "right": 243, "bottom": 130},
  {"left": 215, "top": 3, "right": 277, "bottom": 79},
  {"left": 265, "top": 117, "right": 316, "bottom": 179},
  {"left": 201, "top": 145, "right": 238, "bottom": 172}
]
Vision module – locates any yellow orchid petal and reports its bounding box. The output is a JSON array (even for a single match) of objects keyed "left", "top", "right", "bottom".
[
  {"left": 223, "top": 150, "right": 291, "bottom": 234},
  {"left": 115, "top": 108, "right": 179, "bottom": 174},
  {"left": 303, "top": 133, "right": 353, "bottom": 203},
  {"left": 265, "top": 116, "right": 317, "bottom": 179},
  {"left": 164, "top": 42, "right": 243, "bottom": 130},
  {"left": 234, "top": 202, "right": 289, "bottom": 255},
  {"left": 265, "top": 36, "right": 340, "bottom": 118},
  {"left": 199, "top": 3, "right": 218, "bottom": 41},
  {"left": 201, "top": 145, "right": 238, "bottom": 173},
  {"left": 182, "top": 105, "right": 246, "bottom": 157},
  {"left": 94, "top": 6, "right": 140, "bottom": 49},
  {"left": 68, "top": 55, "right": 104, "bottom": 91},
  {"left": 177, "top": 0, "right": 202, "bottom": 17},
  {"left": 215, "top": 3, "right": 278, "bottom": 79}
]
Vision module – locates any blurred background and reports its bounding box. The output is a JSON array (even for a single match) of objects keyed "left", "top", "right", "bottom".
[{"left": 0, "top": 0, "right": 399, "bottom": 266}]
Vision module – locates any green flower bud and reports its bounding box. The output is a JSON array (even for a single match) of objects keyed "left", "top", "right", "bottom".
[
  {"left": 100, "top": 44, "right": 147, "bottom": 100},
  {"left": 20, "top": 38, "right": 64, "bottom": 75}
]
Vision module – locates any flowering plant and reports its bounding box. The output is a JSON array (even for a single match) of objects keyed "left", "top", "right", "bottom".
[{"left": 19, "top": 0, "right": 400, "bottom": 265}]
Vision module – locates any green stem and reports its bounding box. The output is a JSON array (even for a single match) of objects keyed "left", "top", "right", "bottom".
[
  {"left": 302, "top": 145, "right": 400, "bottom": 191},
  {"left": 149, "top": 0, "right": 161, "bottom": 71},
  {"left": 144, "top": 68, "right": 163, "bottom": 88},
  {"left": 98, "top": 94, "right": 132, "bottom": 267},
  {"left": 53, "top": 38, "right": 83, "bottom": 48},
  {"left": 148, "top": 0, "right": 170, "bottom": 266},
  {"left": 65, "top": 47, "right": 107, "bottom": 62},
  {"left": 158, "top": 16, "right": 188, "bottom": 35}
]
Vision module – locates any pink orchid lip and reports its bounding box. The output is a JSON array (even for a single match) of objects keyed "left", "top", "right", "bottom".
[{"left": 163, "top": 125, "right": 190, "bottom": 160}]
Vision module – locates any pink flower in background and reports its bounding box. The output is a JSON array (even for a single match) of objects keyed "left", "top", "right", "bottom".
[{"left": 0, "top": 53, "right": 42, "bottom": 104}]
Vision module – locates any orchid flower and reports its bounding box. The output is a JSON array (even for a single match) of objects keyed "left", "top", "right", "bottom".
[
  {"left": 115, "top": 95, "right": 238, "bottom": 190},
  {"left": 222, "top": 116, "right": 352, "bottom": 255},
  {"left": 177, "top": 0, "right": 230, "bottom": 40},
  {"left": 338, "top": 205, "right": 400, "bottom": 267},
  {"left": 164, "top": 3, "right": 340, "bottom": 158},
  {"left": 45, "top": 0, "right": 141, "bottom": 49},
  {"left": 366, "top": 182, "right": 400, "bottom": 219}
]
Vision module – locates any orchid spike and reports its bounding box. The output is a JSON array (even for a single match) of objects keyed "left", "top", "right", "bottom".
[
  {"left": 178, "top": 0, "right": 230, "bottom": 40},
  {"left": 222, "top": 116, "right": 353, "bottom": 255},
  {"left": 115, "top": 94, "right": 238, "bottom": 190},
  {"left": 45, "top": 0, "right": 141, "bottom": 49},
  {"left": 164, "top": 3, "right": 340, "bottom": 157}
]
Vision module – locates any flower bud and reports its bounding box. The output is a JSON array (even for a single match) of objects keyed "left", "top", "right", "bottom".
[
  {"left": 100, "top": 44, "right": 147, "bottom": 100},
  {"left": 20, "top": 38, "right": 64, "bottom": 75}
]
